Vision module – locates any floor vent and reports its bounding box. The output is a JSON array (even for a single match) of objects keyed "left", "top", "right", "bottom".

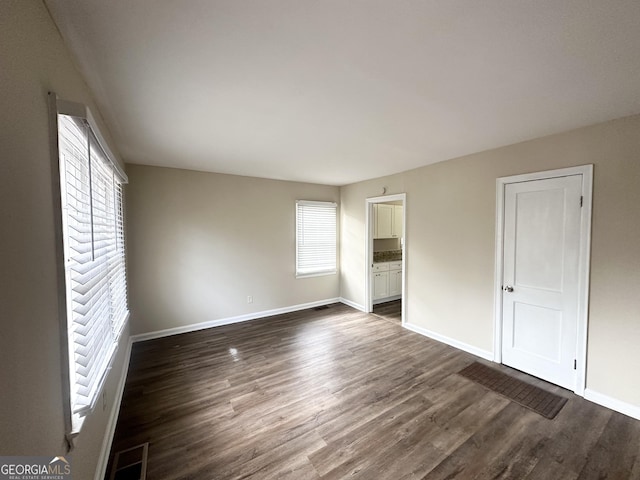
[
  {"left": 313, "top": 305, "right": 330, "bottom": 311},
  {"left": 458, "top": 362, "right": 568, "bottom": 419},
  {"left": 109, "top": 443, "right": 148, "bottom": 480}
]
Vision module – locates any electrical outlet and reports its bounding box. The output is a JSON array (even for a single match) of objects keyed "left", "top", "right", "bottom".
[{"left": 247, "top": 295, "right": 253, "bottom": 304}]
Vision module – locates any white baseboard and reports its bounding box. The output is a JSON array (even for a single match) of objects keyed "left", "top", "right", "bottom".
[
  {"left": 584, "top": 388, "right": 640, "bottom": 421},
  {"left": 94, "top": 338, "right": 132, "bottom": 480},
  {"left": 373, "top": 295, "right": 401, "bottom": 305},
  {"left": 403, "top": 322, "right": 493, "bottom": 361},
  {"left": 339, "top": 297, "right": 366, "bottom": 312},
  {"left": 130, "top": 298, "right": 341, "bottom": 343}
]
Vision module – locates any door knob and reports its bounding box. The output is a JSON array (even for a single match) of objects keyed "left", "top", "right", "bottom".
[{"left": 504, "top": 286, "right": 514, "bottom": 292}]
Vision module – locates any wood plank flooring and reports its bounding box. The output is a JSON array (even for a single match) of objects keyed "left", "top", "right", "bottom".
[
  {"left": 107, "top": 303, "right": 640, "bottom": 479},
  {"left": 372, "top": 299, "right": 402, "bottom": 324}
]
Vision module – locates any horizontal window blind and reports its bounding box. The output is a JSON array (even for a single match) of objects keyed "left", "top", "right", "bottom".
[
  {"left": 296, "top": 201, "right": 337, "bottom": 276},
  {"left": 57, "top": 114, "right": 129, "bottom": 427}
]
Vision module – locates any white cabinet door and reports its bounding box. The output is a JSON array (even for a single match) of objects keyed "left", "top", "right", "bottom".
[
  {"left": 388, "top": 261, "right": 402, "bottom": 270},
  {"left": 374, "top": 204, "right": 393, "bottom": 239},
  {"left": 372, "top": 263, "right": 390, "bottom": 273},
  {"left": 389, "top": 269, "right": 402, "bottom": 296},
  {"left": 373, "top": 271, "right": 389, "bottom": 299},
  {"left": 392, "top": 205, "right": 403, "bottom": 238}
]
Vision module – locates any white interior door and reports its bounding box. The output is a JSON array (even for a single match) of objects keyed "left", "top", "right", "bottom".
[{"left": 502, "top": 174, "right": 582, "bottom": 390}]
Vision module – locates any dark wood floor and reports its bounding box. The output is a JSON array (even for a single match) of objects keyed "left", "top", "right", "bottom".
[{"left": 108, "top": 303, "right": 640, "bottom": 479}]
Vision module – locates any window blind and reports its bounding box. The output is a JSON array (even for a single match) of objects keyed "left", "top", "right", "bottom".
[
  {"left": 296, "top": 201, "right": 337, "bottom": 277},
  {"left": 57, "top": 114, "right": 129, "bottom": 427}
]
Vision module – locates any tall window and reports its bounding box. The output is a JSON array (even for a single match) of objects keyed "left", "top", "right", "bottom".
[
  {"left": 56, "top": 106, "right": 129, "bottom": 434},
  {"left": 295, "top": 201, "right": 337, "bottom": 277}
]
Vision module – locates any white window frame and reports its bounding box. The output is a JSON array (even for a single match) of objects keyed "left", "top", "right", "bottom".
[
  {"left": 49, "top": 93, "right": 129, "bottom": 443},
  {"left": 295, "top": 200, "right": 338, "bottom": 278}
]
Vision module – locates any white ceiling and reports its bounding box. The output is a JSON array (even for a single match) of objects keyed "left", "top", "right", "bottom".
[{"left": 45, "top": 0, "right": 640, "bottom": 186}]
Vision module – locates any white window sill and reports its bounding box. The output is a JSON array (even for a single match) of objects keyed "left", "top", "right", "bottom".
[{"left": 296, "top": 270, "right": 338, "bottom": 279}]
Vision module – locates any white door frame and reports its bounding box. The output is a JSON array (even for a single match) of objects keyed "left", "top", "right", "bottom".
[
  {"left": 365, "top": 193, "right": 407, "bottom": 325},
  {"left": 493, "top": 165, "right": 593, "bottom": 396}
]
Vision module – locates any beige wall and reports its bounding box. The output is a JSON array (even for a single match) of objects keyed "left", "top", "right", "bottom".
[
  {"left": 340, "top": 114, "right": 640, "bottom": 408},
  {"left": 125, "top": 165, "right": 340, "bottom": 335},
  {"left": 0, "top": 1, "right": 130, "bottom": 478},
  {"left": 373, "top": 239, "right": 401, "bottom": 252},
  {"left": 341, "top": 172, "right": 406, "bottom": 307}
]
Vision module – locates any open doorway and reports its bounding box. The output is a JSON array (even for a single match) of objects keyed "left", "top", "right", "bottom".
[{"left": 365, "top": 193, "right": 406, "bottom": 325}]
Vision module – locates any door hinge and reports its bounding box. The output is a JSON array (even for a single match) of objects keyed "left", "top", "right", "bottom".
[
  {"left": 573, "top": 359, "right": 577, "bottom": 370},
  {"left": 580, "top": 196, "right": 583, "bottom": 207}
]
